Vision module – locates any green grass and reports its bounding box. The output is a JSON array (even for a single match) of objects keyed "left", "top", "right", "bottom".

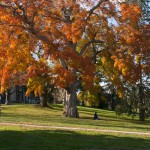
[
  {"left": 0, "top": 104, "right": 150, "bottom": 132},
  {"left": 0, "top": 104, "right": 150, "bottom": 150},
  {"left": 0, "top": 126, "right": 149, "bottom": 150}
]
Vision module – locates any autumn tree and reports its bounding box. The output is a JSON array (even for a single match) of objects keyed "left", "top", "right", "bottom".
[
  {"left": 125, "top": 0, "right": 150, "bottom": 121},
  {"left": 25, "top": 57, "right": 54, "bottom": 107},
  {"left": 108, "top": 1, "right": 150, "bottom": 120},
  {"left": 0, "top": 26, "right": 34, "bottom": 103},
  {"left": 0, "top": 0, "right": 148, "bottom": 118}
]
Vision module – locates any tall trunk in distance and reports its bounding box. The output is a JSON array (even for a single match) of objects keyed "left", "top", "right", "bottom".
[
  {"left": 40, "top": 94, "right": 48, "bottom": 107},
  {"left": 5, "top": 89, "right": 10, "bottom": 105},
  {"left": 138, "top": 59, "right": 145, "bottom": 121},
  {"left": 139, "top": 82, "right": 145, "bottom": 121},
  {"left": 39, "top": 85, "right": 54, "bottom": 107}
]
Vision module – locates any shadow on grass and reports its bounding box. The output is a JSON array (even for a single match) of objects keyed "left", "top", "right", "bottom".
[{"left": 0, "top": 129, "right": 149, "bottom": 150}]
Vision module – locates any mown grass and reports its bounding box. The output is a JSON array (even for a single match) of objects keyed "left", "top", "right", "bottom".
[
  {"left": 0, "top": 126, "right": 150, "bottom": 150},
  {"left": 0, "top": 104, "right": 150, "bottom": 150},
  {"left": 0, "top": 104, "right": 150, "bottom": 132},
  {"left": 0, "top": 127, "right": 150, "bottom": 150}
]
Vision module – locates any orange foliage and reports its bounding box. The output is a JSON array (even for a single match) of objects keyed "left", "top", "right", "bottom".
[{"left": 0, "top": 0, "right": 148, "bottom": 98}]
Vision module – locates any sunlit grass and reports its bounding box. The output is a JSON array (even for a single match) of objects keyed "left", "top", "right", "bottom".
[
  {"left": 0, "top": 104, "right": 150, "bottom": 150},
  {"left": 0, "top": 104, "right": 150, "bottom": 133}
]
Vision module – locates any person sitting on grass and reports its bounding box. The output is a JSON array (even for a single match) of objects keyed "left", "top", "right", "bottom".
[{"left": 94, "top": 112, "right": 100, "bottom": 120}]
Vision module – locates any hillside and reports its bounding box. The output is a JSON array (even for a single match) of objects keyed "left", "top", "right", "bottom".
[{"left": 0, "top": 104, "right": 150, "bottom": 150}]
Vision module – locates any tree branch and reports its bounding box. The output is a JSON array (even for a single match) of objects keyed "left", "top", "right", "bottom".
[
  {"left": 80, "top": 40, "right": 104, "bottom": 55},
  {"left": 0, "top": 4, "right": 12, "bottom": 8},
  {"left": 60, "top": 59, "right": 68, "bottom": 70},
  {"left": 86, "top": 0, "right": 108, "bottom": 21}
]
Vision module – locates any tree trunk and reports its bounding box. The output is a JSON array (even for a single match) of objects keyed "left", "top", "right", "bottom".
[
  {"left": 63, "top": 83, "right": 79, "bottom": 118},
  {"left": 138, "top": 59, "right": 145, "bottom": 121},
  {"left": 139, "top": 107, "right": 145, "bottom": 121},
  {"left": 5, "top": 90, "right": 10, "bottom": 105},
  {"left": 139, "top": 84, "right": 145, "bottom": 121},
  {"left": 40, "top": 94, "right": 48, "bottom": 107}
]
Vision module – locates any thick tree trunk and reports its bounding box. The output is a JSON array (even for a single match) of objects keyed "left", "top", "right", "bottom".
[
  {"left": 40, "top": 94, "right": 48, "bottom": 107},
  {"left": 63, "top": 83, "right": 79, "bottom": 118}
]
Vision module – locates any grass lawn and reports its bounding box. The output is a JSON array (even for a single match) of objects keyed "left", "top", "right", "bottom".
[{"left": 0, "top": 104, "right": 150, "bottom": 150}]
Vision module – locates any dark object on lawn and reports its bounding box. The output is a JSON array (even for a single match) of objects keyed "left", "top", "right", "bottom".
[{"left": 94, "top": 112, "right": 100, "bottom": 120}]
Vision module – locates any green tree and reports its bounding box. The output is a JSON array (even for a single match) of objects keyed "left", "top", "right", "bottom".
[{"left": 77, "top": 85, "right": 102, "bottom": 107}]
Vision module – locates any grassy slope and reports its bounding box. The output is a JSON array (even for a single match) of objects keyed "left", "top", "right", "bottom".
[
  {"left": 0, "top": 104, "right": 150, "bottom": 132},
  {"left": 0, "top": 104, "right": 150, "bottom": 150}
]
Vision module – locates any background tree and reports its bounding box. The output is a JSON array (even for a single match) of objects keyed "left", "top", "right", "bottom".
[
  {"left": 25, "top": 58, "right": 54, "bottom": 107},
  {"left": 115, "top": 82, "right": 150, "bottom": 120},
  {"left": 119, "top": 0, "right": 150, "bottom": 121},
  {"left": 77, "top": 84, "right": 103, "bottom": 107}
]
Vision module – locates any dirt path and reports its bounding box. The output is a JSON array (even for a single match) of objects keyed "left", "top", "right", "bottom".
[{"left": 0, "top": 122, "right": 150, "bottom": 136}]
